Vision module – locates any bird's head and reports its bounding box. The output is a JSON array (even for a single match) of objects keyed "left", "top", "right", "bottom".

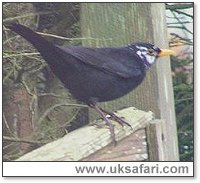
[{"left": 128, "top": 43, "right": 175, "bottom": 69}]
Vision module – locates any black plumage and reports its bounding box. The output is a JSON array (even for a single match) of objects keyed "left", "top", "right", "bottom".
[{"left": 6, "top": 23, "right": 175, "bottom": 144}]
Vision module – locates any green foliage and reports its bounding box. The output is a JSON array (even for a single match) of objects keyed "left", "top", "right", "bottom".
[{"left": 171, "top": 57, "right": 193, "bottom": 161}]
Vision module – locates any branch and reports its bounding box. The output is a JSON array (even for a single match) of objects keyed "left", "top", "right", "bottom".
[
  {"left": 167, "top": 26, "right": 193, "bottom": 35},
  {"left": 3, "top": 136, "right": 47, "bottom": 145},
  {"left": 167, "top": 21, "right": 192, "bottom": 25},
  {"left": 3, "top": 52, "right": 40, "bottom": 59},
  {"left": 37, "top": 93, "right": 65, "bottom": 98},
  {"left": 3, "top": 69, "right": 14, "bottom": 84},
  {"left": 38, "top": 103, "right": 88, "bottom": 124},
  {"left": 166, "top": 16, "right": 185, "bottom": 19},
  {"left": 37, "top": 32, "right": 107, "bottom": 41},
  {"left": 169, "top": 43, "right": 193, "bottom": 47},
  {"left": 173, "top": 9, "right": 193, "bottom": 18},
  {"left": 3, "top": 113, "right": 18, "bottom": 138},
  {"left": 170, "top": 33, "right": 193, "bottom": 44},
  {"left": 3, "top": 11, "right": 51, "bottom": 22},
  {"left": 175, "top": 97, "right": 193, "bottom": 104},
  {"left": 21, "top": 79, "right": 34, "bottom": 96},
  {"left": 166, "top": 3, "right": 193, "bottom": 10}
]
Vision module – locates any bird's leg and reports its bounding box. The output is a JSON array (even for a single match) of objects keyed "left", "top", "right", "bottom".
[
  {"left": 92, "top": 104, "right": 117, "bottom": 145},
  {"left": 98, "top": 106, "right": 133, "bottom": 129}
]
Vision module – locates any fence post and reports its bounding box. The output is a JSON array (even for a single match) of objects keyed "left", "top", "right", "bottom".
[{"left": 81, "top": 3, "right": 179, "bottom": 160}]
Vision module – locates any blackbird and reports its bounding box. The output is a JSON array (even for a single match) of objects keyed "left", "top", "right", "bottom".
[{"left": 6, "top": 23, "right": 175, "bottom": 144}]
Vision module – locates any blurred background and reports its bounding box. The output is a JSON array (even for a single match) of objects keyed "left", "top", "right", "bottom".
[{"left": 2, "top": 2, "right": 193, "bottom": 161}]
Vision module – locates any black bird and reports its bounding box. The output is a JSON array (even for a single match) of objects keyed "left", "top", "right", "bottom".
[{"left": 6, "top": 23, "right": 175, "bottom": 144}]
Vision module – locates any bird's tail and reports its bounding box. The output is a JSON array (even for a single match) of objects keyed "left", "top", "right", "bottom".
[{"left": 6, "top": 23, "right": 58, "bottom": 63}]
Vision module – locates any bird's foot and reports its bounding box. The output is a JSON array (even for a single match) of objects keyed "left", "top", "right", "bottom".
[
  {"left": 100, "top": 108, "right": 133, "bottom": 129},
  {"left": 93, "top": 104, "right": 117, "bottom": 145},
  {"left": 92, "top": 103, "right": 133, "bottom": 145}
]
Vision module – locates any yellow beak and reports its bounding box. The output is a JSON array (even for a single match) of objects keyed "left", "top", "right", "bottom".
[{"left": 158, "top": 49, "right": 176, "bottom": 57}]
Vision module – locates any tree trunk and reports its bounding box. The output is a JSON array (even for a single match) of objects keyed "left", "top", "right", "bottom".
[{"left": 3, "top": 84, "right": 33, "bottom": 160}]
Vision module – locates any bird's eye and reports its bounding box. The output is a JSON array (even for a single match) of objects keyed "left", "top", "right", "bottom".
[{"left": 148, "top": 49, "right": 154, "bottom": 55}]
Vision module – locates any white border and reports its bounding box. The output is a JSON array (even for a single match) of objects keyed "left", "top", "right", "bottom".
[
  {"left": 3, "top": 162, "right": 194, "bottom": 177},
  {"left": 0, "top": 0, "right": 198, "bottom": 181}
]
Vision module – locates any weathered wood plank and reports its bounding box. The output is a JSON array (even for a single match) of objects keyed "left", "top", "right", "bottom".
[
  {"left": 17, "top": 107, "right": 153, "bottom": 161},
  {"left": 146, "top": 120, "right": 165, "bottom": 161},
  {"left": 150, "top": 3, "right": 179, "bottom": 160},
  {"left": 82, "top": 129, "right": 148, "bottom": 161}
]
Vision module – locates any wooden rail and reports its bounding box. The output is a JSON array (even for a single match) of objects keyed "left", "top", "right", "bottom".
[{"left": 17, "top": 107, "right": 153, "bottom": 161}]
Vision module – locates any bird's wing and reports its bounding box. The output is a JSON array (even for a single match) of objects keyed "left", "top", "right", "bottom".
[{"left": 56, "top": 46, "right": 144, "bottom": 79}]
